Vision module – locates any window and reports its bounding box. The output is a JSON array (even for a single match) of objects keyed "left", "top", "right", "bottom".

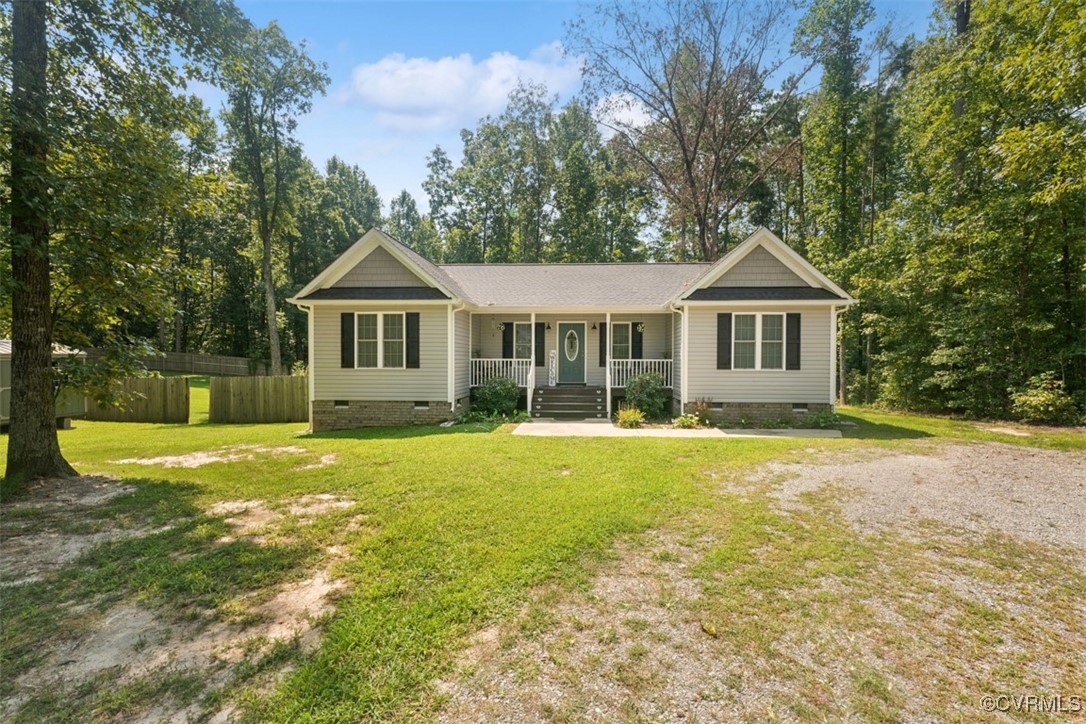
[
  {"left": 383, "top": 313, "right": 404, "bottom": 367},
  {"left": 356, "top": 312, "right": 405, "bottom": 369},
  {"left": 357, "top": 314, "right": 378, "bottom": 368},
  {"left": 514, "top": 322, "right": 532, "bottom": 360},
  {"left": 733, "top": 313, "right": 786, "bottom": 371},
  {"left": 733, "top": 314, "right": 756, "bottom": 369},
  {"left": 611, "top": 322, "right": 631, "bottom": 360},
  {"left": 761, "top": 314, "right": 784, "bottom": 370}
]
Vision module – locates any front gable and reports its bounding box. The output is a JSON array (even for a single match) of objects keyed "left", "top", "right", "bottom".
[
  {"left": 332, "top": 246, "right": 428, "bottom": 288},
  {"left": 290, "top": 228, "right": 458, "bottom": 303},
  {"left": 675, "top": 228, "right": 854, "bottom": 303},
  {"left": 710, "top": 245, "right": 807, "bottom": 288}
]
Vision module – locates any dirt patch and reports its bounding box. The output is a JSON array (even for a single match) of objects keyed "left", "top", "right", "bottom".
[
  {"left": 210, "top": 494, "right": 355, "bottom": 542},
  {"left": 768, "top": 442, "right": 1086, "bottom": 553},
  {"left": 297, "top": 453, "right": 337, "bottom": 470},
  {"left": 1, "top": 477, "right": 146, "bottom": 586},
  {"left": 9, "top": 572, "right": 344, "bottom": 715},
  {"left": 113, "top": 445, "right": 309, "bottom": 468},
  {"left": 1, "top": 477, "right": 354, "bottom": 720}
]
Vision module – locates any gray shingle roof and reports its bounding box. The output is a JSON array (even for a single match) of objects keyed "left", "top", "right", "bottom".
[
  {"left": 438, "top": 263, "right": 711, "bottom": 308},
  {"left": 299, "top": 287, "right": 449, "bottom": 301},
  {"left": 685, "top": 287, "right": 846, "bottom": 301}
]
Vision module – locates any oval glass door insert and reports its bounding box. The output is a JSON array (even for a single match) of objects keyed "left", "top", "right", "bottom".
[{"left": 564, "top": 329, "right": 579, "bottom": 361}]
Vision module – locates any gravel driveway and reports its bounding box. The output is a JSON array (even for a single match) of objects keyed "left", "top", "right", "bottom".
[{"left": 769, "top": 442, "right": 1086, "bottom": 552}]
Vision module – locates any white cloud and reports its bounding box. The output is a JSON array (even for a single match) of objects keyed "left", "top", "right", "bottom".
[
  {"left": 594, "top": 93, "right": 653, "bottom": 140},
  {"left": 339, "top": 42, "right": 583, "bottom": 131}
]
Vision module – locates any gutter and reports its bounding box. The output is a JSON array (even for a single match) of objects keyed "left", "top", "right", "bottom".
[{"left": 667, "top": 302, "right": 687, "bottom": 415}]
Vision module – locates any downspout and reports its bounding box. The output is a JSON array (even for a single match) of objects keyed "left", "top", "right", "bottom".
[
  {"left": 832, "top": 305, "right": 847, "bottom": 410},
  {"left": 298, "top": 303, "right": 314, "bottom": 431},
  {"left": 449, "top": 302, "right": 466, "bottom": 412},
  {"left": 667, "top": 302, "right": 686, "bottom": 415}
]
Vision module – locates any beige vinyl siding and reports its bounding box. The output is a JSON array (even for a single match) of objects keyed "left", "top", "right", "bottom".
[
  {"left": 472, "top": 313, "right": 673, "bottom": 387},
  {"left": 685, "top": 306, "right": 832, "bottom": 403},
  {"left": 332, "top": 246, "right": 428, "bottom": 288},
  {"left": 711, "top": 245, "right": 807, "bottom": 287},
  {"left": 454, "top": 310, "right": 470, "bottom": 399},
  {"left": 312, "top": 304, "right": 449, "bottom": 401}
]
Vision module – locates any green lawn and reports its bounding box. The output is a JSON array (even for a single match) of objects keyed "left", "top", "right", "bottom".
[{"left": 0, "top": 407, "right": 1081, "bottom": 720}]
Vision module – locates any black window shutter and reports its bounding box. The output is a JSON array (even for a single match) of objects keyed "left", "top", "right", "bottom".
[
  {"left": 340, "top": 313, "right": 354, "bottom": 368},
  {"left": 716, "top": 313, "right": 732, "bottom": 370},
  {"left": 501, "top": 322, "right": 514, "bottom": 359},
  {"left": 786, "top": 313, "right": 801, "bottom": 370},
  {"left": 631, "top": 322, "right": 643, "bottom": 359},
  {"left": 406, "top": 312, "right": 420, "bottom": 368},
  {"left": 598, "top": 322, "right": 607, "bottom": 366},
  {"left": 535, "top": 322, "right": 545, "bottom": 366}
]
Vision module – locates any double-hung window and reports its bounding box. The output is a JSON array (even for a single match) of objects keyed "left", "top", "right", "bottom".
[
  {"left": 611, "top": 322, "right": 631, "bottom": 360},
  {"left": 356, "top": 312, "right": 406, "bottom": 369},
  {"left": 513, "top": 322, "right": 532, "bottom": 360},
  {"left": 733, "top": 313, "right": 785, "bottom": 370}
]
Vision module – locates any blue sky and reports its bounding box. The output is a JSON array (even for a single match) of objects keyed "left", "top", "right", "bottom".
[{"left": 216, "top": 1, "right": 935, "bottom": 213}]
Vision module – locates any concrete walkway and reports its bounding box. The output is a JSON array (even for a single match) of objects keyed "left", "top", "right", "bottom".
[{"left": 512, "top": 420, "right": 842, "bottom": 439}]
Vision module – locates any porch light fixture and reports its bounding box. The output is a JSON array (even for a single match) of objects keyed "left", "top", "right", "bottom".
[
  {"left": 591, "top": 323, "right": 597, "bottom": 330},
  {"left": 546, "top": 323, "right": 551, "bottom": 330}
]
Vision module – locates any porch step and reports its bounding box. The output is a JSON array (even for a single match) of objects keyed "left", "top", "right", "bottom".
[{"left": 532, "top": 387, "right": 608, "bottom": 420}]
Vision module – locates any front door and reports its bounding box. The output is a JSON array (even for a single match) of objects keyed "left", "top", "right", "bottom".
[{"left": 557, "top": 322, "right": 586, "bottom": 384}]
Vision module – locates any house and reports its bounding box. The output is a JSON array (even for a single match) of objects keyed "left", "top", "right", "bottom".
[{"left": 289, "top": 227, "right": 856, "bottom": 431}]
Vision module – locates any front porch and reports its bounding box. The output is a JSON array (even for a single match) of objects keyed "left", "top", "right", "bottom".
[{"left": 467, "top": 312, "right": 675, "bottom": 417}]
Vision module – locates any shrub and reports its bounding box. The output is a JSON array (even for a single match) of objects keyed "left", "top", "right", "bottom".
[
  {"left": 1010, "top": 373, "right": 1079, "bottom": 425},
  {"left": 473, "top": 376, "right": 520, "bottom": 416},
  {"left": 759, "top": 416, "right": 795, "bottom": 429},
  {"left": 672, "top": 413, "right": 700, "bottom": 429},
  {"left": 689, "top": 397, "right": 713, "bottom": 426},
  {"left": 616, "top": 404, "right": 645, "bottom": 429},
  {"left": 457, "top": 409, "right": 530, "bottom": 424},
  {"left": 624, "top": 372, "right": 668, "bottom": 420},
  {"left": 802, "top": 410, "right": 841, "bottom": 429}
]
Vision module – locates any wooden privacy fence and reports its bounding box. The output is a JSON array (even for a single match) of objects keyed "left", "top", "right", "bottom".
[
  {"left": 86, "top": 377, "right": 190, "bottom": 424},
  {"left": 84, "top": 349, "right": 270, "bottom": 376},
  {"left": 209, "top": 375, "right": 308, "bottom": 424}
]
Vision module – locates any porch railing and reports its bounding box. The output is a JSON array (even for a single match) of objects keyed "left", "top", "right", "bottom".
[
  {"left": 470, "top": 358, "right": 533, "bottom": 388},
  {"left": 609, "top": 359, "right": 673, "bottom": 388}
]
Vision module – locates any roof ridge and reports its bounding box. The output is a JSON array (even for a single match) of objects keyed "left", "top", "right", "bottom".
[{"left": 438, "top": 262, "right": 710, "bottom": 267}]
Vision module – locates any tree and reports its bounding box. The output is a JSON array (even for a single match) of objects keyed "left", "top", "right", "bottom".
[
  {"left": 569, "top": 0, "right": 808, "bottom": 261},
  {"left": 5, "top": 0, "right": 73, "bottom": 485},
  {"left": 224, "top": 22, "right": 327, "bottom": 375},
  {"left": 3, "top": 0, "right": 246, "bottom": 488},
  {"left": 324, "top": 156, "right": 382, "bottom": 253},
  {"left": 388, "top": 191, "right": 421, "bottom": 246}
]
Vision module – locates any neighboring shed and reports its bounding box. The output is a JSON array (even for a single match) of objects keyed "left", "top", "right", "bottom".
[{"left": 0, "top": 340, "right": 88, "bottom": 430}]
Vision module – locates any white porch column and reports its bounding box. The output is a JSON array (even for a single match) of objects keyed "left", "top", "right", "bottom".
[
  {"left": 529, "top": 312, "right": 536, "bottom": 414},
  {"left": 605, "top": 312, "right": 612, "bottom": 416}
]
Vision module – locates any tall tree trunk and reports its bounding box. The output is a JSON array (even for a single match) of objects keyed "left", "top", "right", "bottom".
[
  {"left": 6, "top": 0, "right": 77, "bottom": 488},
  {"left": 262, "top": 232, "right": 282, "bottom": 375}
]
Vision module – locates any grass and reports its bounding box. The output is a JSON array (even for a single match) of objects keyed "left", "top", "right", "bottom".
[{"left": 1, "top": 404, "right": 1083, "bottom": 720}]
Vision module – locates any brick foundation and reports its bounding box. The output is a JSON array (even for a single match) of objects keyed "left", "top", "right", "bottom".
[
  {"left": 311, "top": 399, "right": 468, "bottom": 432},
  {"left": 701, "top": 401, "right": 833, "bottom": 424}
]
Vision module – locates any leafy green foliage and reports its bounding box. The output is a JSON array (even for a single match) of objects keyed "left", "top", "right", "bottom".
[
  {"left": 1010, "top": 373, "right": 1080, "bottom": 425},
  {"left": 672, "top": 413, "right": 701, "bottom": 429},
  {"left": 616, "top": 405, "right": 646, "bottom": 428},
  {"left": 472, "top": 376, "right": 521, "bottom": 416},
  {"left": 689, "top": 398, "right": 714, "bottom": 426},
  {"left": 624, "top": 372, "right": 669, "bottom": 420}
]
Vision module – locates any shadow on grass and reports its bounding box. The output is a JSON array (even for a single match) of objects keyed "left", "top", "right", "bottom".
[
  {"left": 0, "top": 477, "right": 322, "bottom": 695},
  {"left": 837, "top": 413, "right": 933, "bottom": 440},
  {"left": 304, "top": 421, "right": 504, "bottom": 441}
]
